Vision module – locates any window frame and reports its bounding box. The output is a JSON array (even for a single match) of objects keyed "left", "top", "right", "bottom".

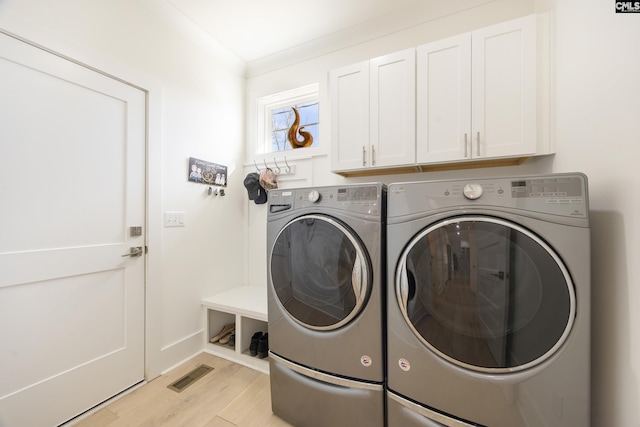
[{"left": 255, "top": 83, "right": 322, "bottom": 158}]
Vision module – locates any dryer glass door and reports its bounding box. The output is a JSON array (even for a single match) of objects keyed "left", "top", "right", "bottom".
[
  {"left": 396, "top": 216, "right": 576, "bottom": 373},
  {"left": 271, "top": 214, "right": 370, "bottom": 331}
]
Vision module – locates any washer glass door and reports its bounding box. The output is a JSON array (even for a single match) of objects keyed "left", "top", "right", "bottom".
[
  {"left": 271, "top": 214, "right": 370, "bottom": 330},
  {"left": 396, "top": 216, "right": 576, "bottom": 372}
]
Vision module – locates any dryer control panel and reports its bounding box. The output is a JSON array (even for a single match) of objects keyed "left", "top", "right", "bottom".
[
  {"left": 510, "top": 176, "right": 584, "bottom": 200},
  {"left": 388, "top": 173, "right": 589, "bottom": 220}
]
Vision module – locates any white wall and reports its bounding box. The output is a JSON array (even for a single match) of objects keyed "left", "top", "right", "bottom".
[
  {"left": 554, "top": 1, "right": 640, "bottom": 425},
  {"left": 245, "top": 0, "right": 640, "bottom": 425},
  {"left": 0, "top": 0, "right": 247, "bottom": 377}
]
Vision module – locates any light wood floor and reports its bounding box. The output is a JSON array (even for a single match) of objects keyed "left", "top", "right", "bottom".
[{"left": 71, "top": 352, "right": 294, "bottom": 427}]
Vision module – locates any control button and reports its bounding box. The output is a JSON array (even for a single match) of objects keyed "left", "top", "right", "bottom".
[
  {"left": 308, "top": 190, "right": 321, "bottom": 203},
  {"left": 463, "top": 183, "right": 483, "bottom": 200}
]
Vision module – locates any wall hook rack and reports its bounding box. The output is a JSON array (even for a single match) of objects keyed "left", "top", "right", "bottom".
[
  {"left": 274, "top": 156, "right": 295, "bottom": 175},
  {"left": 208, "top": 186, "right": 225, "bottom": 196},
  {"left": 252, "top": 156, "right": 295, "bottom": 176}
]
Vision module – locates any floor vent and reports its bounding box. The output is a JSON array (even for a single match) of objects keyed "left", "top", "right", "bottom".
[{"left": 167, "top": 364, "right": 214, "bottom": 393}]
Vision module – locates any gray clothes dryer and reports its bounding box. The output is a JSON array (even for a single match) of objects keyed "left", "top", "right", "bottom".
[
  {"left": 267, "top": 183, "right": 386, "bottom": 427},
  {"left": 386, "top": 173, "right": 591, "bottom": 427}
]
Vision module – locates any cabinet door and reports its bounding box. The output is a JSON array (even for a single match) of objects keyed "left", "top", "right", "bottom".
[
  {"left": 330, "top": 61, "right": 370, "bottom": 171},
  {"left": 416, "top": 34, "right": 471, "bottom": 164},
  {"left": 370, "top": 48, "right": 416, "bottom": 168},
  {"left": 471, "top": 15, "right": 537, "bottom": 159}
]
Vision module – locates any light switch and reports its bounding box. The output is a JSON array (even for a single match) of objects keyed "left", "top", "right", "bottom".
[{"left": 164, "top": 211, "right": 186, "bottom": 227}]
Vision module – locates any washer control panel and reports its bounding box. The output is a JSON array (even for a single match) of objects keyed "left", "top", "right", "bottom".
[
  {"left": 298, "top": 185, "right": 380, "bottom": 212},
  {"left": 268, "top": 184, "right": 383, "bottom": 216},
  {"left": 307, "top": 190, "right": 321, "bottom": 203}
]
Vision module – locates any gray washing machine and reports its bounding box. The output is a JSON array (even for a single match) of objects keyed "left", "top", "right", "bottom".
[
  {"left": 267, "top": 183, "right": 386, "bottom": 427},
  {"left": 386, "top": 173, "right": 590, "bottom": 427}
]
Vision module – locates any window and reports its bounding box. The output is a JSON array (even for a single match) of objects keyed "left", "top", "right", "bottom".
[
  {"left": 256, "top": 84, "right": 319, "bottom": 155},
  {"left": 271, "top": 102, "right": 319, "bottom": 152}
]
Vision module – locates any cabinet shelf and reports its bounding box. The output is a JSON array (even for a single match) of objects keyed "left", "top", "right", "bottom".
[
  {"left": 334, "top": 156, "right": 532, "bottom": 177},
  {"left": 202, "top": 286, "right": 269, "bottom": 374}
]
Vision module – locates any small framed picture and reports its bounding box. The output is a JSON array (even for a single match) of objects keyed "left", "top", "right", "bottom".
[{"left": 188, "top": 157, "right": 227, "bottom": 187}]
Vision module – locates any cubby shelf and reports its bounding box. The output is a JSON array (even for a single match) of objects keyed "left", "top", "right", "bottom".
[{"left": 202, "top": 286, "right": 269, "bottom": 374}]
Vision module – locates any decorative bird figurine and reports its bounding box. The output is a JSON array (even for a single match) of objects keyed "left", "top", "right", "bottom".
[{"left": 287, "top": 107, "right": 314, "bottom": 148}]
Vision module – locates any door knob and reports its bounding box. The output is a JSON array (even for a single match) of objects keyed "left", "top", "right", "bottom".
[
  {"left": 490, "top": 271, "right": 505, "bottom": 280},
  {"left": 121, "top": 247, "right": 143, "bottom": 257}
]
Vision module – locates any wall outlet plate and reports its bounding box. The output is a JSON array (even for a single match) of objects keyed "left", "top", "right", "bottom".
[{"left": 164, "top": 211, "right": 186, "bottom": 227}]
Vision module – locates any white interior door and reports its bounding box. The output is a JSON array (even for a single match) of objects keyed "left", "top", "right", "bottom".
[
  {"left": 0, "top": 32, "right": 146, "bottom": 426},
  {"left": 475, "top": 223, "right": 511, "bottom": 367}
]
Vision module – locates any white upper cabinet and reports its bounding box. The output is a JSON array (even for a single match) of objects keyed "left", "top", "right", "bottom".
[
  {"left": 417, "top": 15, "right": 537, "bottom": 164},
  {"left": 416, "top": 33, "right": 472, "bottom": 163},
  {"left": 472, "top": 15, "right": 537, "bottom": 159},
  {"left": 331, "top": 48, "right": 415, "bottom": 172},
  {"left": 330, "top": 61, "right": 370, "bottom": 171},
  {"left": 330, "top": 14, "right": 546, "bottom": 174},
  {"left": 369, "top": 49, "right": 416, "bottom": 168}
]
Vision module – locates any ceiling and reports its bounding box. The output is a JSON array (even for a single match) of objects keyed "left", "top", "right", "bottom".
[
  {"left": 161, "top": 0, "right": 419, "bottom": 63},
  {"left": 144, "top": 0, "right": 500, "bottom": 71}
]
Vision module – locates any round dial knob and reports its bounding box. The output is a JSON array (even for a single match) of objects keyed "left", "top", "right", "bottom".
[
  {"left": 308, "top": 190, "right": 321, "bottom": 203},
  {"left": 463, "top": 183, "right": 484, "bottom": 200}
]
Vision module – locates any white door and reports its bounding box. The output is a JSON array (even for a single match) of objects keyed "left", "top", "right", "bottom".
[
  {"left": 370, "top": 48, "right": 416, "bottom": 168},
  {"left": 475, "top": 223, "right": 511, "bottom": 367},
  {"left": 0, "top": 32, "right": 146, "bottom": 426},
  {"left": 416, "top": 34, "right": 471, "bottom": 164}
]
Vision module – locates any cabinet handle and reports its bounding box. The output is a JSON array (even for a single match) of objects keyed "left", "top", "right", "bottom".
[
  {"left": 476, "top": 131, "right": 480, "bottom": 157},
  {"left": 464, "top": 133, "right": 468, "bottom": 158},
  {"left": 371, "top": 146, "right": 376, "bottom": 166},
  {"left": 362, "top": 146, "right": 367, "bottom": 167}
]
